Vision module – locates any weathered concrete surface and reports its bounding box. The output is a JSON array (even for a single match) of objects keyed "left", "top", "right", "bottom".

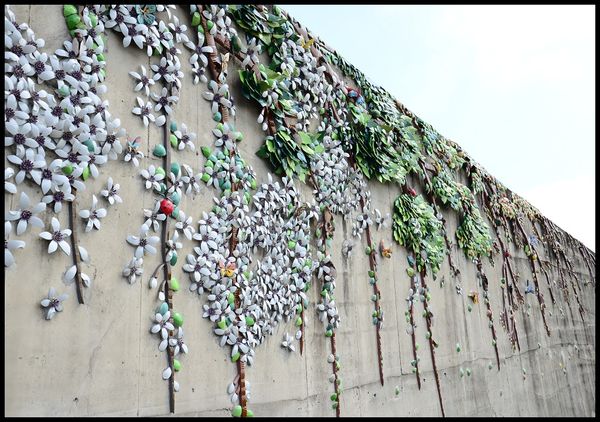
[{"left": 4, "top": 5, "right": 595, "bottom": 417}]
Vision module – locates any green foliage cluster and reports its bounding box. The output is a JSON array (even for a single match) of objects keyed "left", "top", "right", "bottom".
[{"left": 393, "top": 193, "right": 446, "bottom": 274}]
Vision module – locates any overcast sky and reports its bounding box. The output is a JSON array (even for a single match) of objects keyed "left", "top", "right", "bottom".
[{"left": 284, "top": 5, "right": 595, "bottom": 251}]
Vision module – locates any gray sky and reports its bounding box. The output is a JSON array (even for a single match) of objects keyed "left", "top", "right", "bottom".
[{"left": 283, "top": 5, "right": 595, "bottom": 251}]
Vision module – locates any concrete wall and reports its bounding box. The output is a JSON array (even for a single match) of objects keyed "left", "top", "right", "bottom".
[{"left": 5, "top": 5, "right": 595, "bottom": 416}]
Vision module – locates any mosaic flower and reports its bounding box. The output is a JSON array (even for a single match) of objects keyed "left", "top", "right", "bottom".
[
  {"left": 40, "top": 287, "right": 68, "bottom": 320},
  {"left": 5, "top": 191, "right": 46, "bottom": 235},
  {"left": 127, "top": 224, "right": 160, "bottom": 258},
  {"left": 123, "top": 257, "right": 144, "bottom": 284},
  {"left": 39, "top": 217, "right": 72, "bottom": 256},
  {"left": 79, "top": 194, "right": 107, "bottom": 232},
  {"left": 100, "top": 176, "right": 122, "bottom": 205},
  {"left": 129, "top": 65, "right": 154, "bottom": 97}
]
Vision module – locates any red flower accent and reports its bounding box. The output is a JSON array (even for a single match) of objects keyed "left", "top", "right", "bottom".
[
  {"left": 407, "top": 187, "right": 417, "bottom": 197},
  {"left": 160, "top": 198, "right": 174, "bottom": 216}
]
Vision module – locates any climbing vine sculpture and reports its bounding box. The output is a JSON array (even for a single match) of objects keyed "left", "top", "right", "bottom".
[{"left": 4, "top": 4, "right": 595, "bottom": 418}]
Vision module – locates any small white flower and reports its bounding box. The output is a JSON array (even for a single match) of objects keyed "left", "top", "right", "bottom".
[
  {"left": 281, "top": 332, "right": 296, "bottom": 352},
  {"left": 202, "top": 80, "right": 232, "bottom": 114},
  {"left": 165, "top": 230, "right": 183, "bottom": 263},
  {"left": 79, "top": 194, "right": 107, "bottom": 232},
  {"left": 40, "top": 287, "right": 68, "bottom": 320},
  {"left": 174, "top": 123, "right": 196, "bottom": 152},
  {"left": 169, "top": 327, "right": 189, "bottom": 355},
  {"left": 151, "top": 87, "right": 178, "bottom": 116},
  {"left": 132, "top": 97, "right": 156, "bottom": 127},
  {"left": 122, "top": 23, "right": 147, "bottom": 49},
  {"left": 168, "top": 16, "right": 189, "bottom": 44},
  {"left": 129, "top": 65, "right": 154, "bottom": 96},
  {"left": 41, "top": 184, "right": 75, "bottom": 213},
  {"left": 100, "top": 177, "right": 122, "bottom": 205},
  {"left": 174, "top": 210, "right": 195, "bottom": 240},
  {"left": 122, "top": 257, "right": 144, "bottom": 284},
  {"left": 143, "top": 199, "right": 166, "bottom": 232},
  {"left": 39, "top": 217, "right": 72, "bottom": 255},
  {"left": 127, "top": 224, "right": 160, "bottom": 258},
  {"left": 241, "top": 38, "right": 262, "bottom": 69},
  {"left": 151, "top": 310, "right": 175, "bottom": 349},
  {"left": 140, "top": 165, "right": 165, "bottom": 191}
]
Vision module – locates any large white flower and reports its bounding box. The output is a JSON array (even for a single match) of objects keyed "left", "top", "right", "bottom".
[
  {"left": 5, "top": 191, "right": 46, "bottom": 235},
  {"left": 122, "top": 23, "right": 147, "bottom": 49},
  {"left": 129, "top": 65, "right": 154, "bottom": 96},
  {"left": 39, "top": 217, "right": 72, "bottom": 255},
  {"left": 7, "top": 147, "right": 46, "bottom": 184}
]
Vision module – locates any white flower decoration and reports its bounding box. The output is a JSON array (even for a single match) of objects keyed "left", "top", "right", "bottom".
[{"left": 39, "top": 217, "right": 72, "bottom": 255}]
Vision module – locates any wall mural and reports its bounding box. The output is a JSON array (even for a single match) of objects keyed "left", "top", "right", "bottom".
[{"left": 4, "top": 4, "right": 596, "bottom": 417}]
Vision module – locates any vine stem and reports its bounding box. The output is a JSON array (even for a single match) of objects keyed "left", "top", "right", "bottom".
[
  {"left": 476, "top": 260, "right": 501, "bottom": 371},
  {"left": 480, "top": 188, "right": 520, "bottom": 350},
  {"left": 322, "top": 207, "right": 341, "bottom": 418},
  {"left": 512, "top": 217, "right": 552, "bottom": 335},
  {"left": 199, "top": 7, "right": 247, "bottom": 415},
  {"left": 160, "top": 84, "right": 175, "bottom": 414},
  {"left": 419, "top": 160, "right": 460, "bottom": 277},
  {"left": 408, "top": 253, "right": 421, "bottom": 390},
  {"left": 419, "top": 268, "right": 445, "bottom": 417},
  {"left": 67, "top": 188, "right": 85, "bottom": 304}
]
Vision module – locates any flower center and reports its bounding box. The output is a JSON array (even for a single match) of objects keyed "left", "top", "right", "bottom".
[
  {"left": 10, "top": 45, "right": 23, "bottom": 56},
  {"left": 20, "top": 210, "right": 32, "bottom": 221},
  {"left": 42, "top": 168, "right": 52, "bottom": 179},
  {"left": 52, "top": 231, "right": 63, "bottom": 242},
  {"left": 14, "top": 133, "right": 25, "bottom": 145},
  {"left": 52, "top": 106, "right": 63, "bottom": 117},
  {"left": 106, "top": 134, "right": 116, "bottom": 145},
  {"left": 139, "top": 238, "right": 147, "bottom": 247},
  {"left": 13, "top": 65, "right": 24, "bottom": 78},
  {"left": 34, "top": 61, "right": 46, "bottom": 74},
  {"left": 54, "top": 192, "right": 65, "bottom": 202},
  {"left": 55, "top": 69, "right": 65, "bottom": 80},
  {"left": 68, "top": 152, "right": 79, "bottom": 163},
  {"left": 20, "top": 159, "right": 33, "bottom": 172},
  {"left": 10, "top": 89, "right": 21, "bottom": 102},
  {"left": 5, "top": 108, "right": 15, "bottom": 120},
  {"left": 70, "top": 93, "right": 80, "bottom": 106},
  {"left": 27, "top": 114, "right": 38, "bottom": 124}
]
